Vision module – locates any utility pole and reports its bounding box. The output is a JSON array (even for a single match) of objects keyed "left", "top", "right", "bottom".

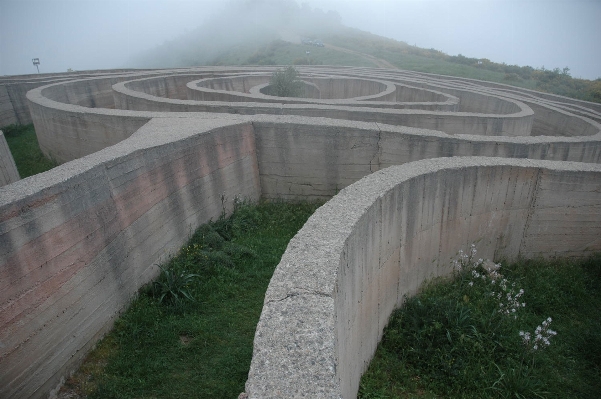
[{"left": 32, "top": 58, "right": 40, "bottom": 74}]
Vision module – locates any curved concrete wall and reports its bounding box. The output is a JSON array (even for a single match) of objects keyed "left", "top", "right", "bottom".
[
  {"left": 344, "top": 71, "right": 601, "bottom": 135},
  {"left": 186, "top": 72, "right": 458, "bottom": 109},
  {"left": 252, "top": 118, "right": 601, "bottom": 200},
  {"left": 187, "top": 74, "right": 398, "bottom": 103},
  {"left": 188, "top": 78, "right": 459, "bottom": 111},
  {"left": 0, "top": 70, "right": 154, "bottom": 126},
  {"left": 8, "top": 113, "right": 600, "bottom": 399},
  {"left": 196, "top": 74, "right": 271, "bottom": 93},
  {"left": 302, "top": 77, "right": 393, "bottom": 100},
  {"left": 2, "top": 65, "right": 601, "bottom": 398},
  {"left": 123, "top": 73, "right": 214, "bottom": 100},
  {"left": 28, "top": 85, "right": 153, "bottom": 162},
  {"left": 246, "top": 157, "right": 601, "bottom": 398},
  {"left": 53, "top": 81, "right": 537, "bottom": 148}
]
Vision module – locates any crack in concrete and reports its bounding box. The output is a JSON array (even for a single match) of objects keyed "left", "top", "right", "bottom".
[
  {"left": 371, "top": 123, "right": 382, "bottom": 173},
  {"left": 267, "top": 288, "right": 332, "bottom": 304},
  {"left": 518, "top": 168, "right": 542, "bottom": 257}
]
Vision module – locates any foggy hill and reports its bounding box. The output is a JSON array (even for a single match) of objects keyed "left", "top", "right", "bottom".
[
  {"left": 131, "top": 0, "right": 346, "bottom": 68},
  {"left": 130, "top": 0, "right": 600, "bottom": 103}
]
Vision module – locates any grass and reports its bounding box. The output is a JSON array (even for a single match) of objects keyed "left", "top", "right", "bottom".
[
  {"left": 213, "top": 39, "right": 376, "bottom": 67},
  {"left": 58, "top": 200, "right": 322, "bottom": 399},
  {"left": 62, "top": 205, "right": 601, "bottom": 399},
  {"left": 2, "top": 123, "right": 58, "bottom": 178},
  {"left": 323, "top": 33, "right": 538, "bottom": 90},
  {"left": 359, "top": 250, "right": 601, "bottom": 399}
]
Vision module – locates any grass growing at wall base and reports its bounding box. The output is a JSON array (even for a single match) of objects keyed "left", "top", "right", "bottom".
[
  {"left": 359, "top": 255, "right": 601, "bottom": 399},
  {"left": 57, "top": 201, "right": 322, "bottom": 399},
  {"left": 2, "top": 123, "right": 58, "bottom": 178}
]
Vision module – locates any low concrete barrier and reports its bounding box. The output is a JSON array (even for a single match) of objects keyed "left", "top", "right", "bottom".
[{"left": 246, "top": 157, "right": 601, "bottom": 398}]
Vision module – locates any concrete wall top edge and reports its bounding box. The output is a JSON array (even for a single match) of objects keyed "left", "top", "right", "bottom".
[
  {"left": 263, "top": 156, "right": 601, "bottom": 303},
  {"left": 31, "top": 69, "right": 529, "bottom": 118},
  {"left": 248, "top": 115, "right": 601, "bottom": 144},
  {"left": 12, "top": 65, "right": 601, "bottom": 169},
  {"left": 114, "top": 83, "right": 534, "bottom": 118},
  {"left": 32, "top": 79, "right": 534, "bottom": 121},
  {"left": 0, "top": 117, "right": 251, "bottom": 207}
]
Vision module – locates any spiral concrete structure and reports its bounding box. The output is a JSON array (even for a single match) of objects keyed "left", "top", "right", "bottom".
[{"left": 1, "top": 66, "right": 601, "bottom": 398}]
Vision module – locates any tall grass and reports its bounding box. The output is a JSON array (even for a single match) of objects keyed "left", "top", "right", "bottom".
[
  {"left": 58, "top": 201, "right": 321, "bottom": 398},
  {"left": 2, "top": 123, "right": 57, "bottom": 178},
  {"left": 359, "top": 250, "right": 601, "bottom": 398}
]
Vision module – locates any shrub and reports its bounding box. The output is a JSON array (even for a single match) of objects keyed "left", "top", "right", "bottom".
[
  {"left": 504, "top": 72, "right": 521, "bottom": 81},
  {"left": 266, "top": 66, "right": 303, "bottom": 97},
  {"left": 212, "top": 200, "right": 262, "bottom": 240}
]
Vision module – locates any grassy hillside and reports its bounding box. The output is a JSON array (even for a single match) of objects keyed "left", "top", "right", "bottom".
[
  {"left": 323, "top": 29, "right": 537, "bottom": 89},
  {"left": 211, "top": 39, "right": 375, "bottom": 67}
]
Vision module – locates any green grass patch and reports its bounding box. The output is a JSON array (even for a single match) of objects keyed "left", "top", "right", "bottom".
[
  {"left": 2, "top": 123, "right": 58, "bottom": 178},
  {"left": 213, "top": 39, "right": 376, "bottom": 67},
  {"left": 59, "top": 201, "right": 321, "bottom": 399},
  {"left": 359, "top": 251, "right": 601, "bottom": 398}
]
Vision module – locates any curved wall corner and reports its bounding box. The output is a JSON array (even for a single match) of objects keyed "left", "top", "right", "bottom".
[
  {"left": 0, "top": 130, "right": 20, "bottom": 186},
  {"left": 0, "top": 118, "right": 261, "bottom": 399},
  {"left": 245, "top": 157, "right": 601, "bottom": 399},
  {"left": 27, "top": 87, "right": 153, "bottom": 163},
  {"left": 0, "top": 70, "right": 151, "bottom": 126}
]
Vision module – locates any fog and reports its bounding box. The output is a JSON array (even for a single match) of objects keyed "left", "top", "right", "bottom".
[{"left": 0, "top": 0, "right": 599, "bottom": 79}]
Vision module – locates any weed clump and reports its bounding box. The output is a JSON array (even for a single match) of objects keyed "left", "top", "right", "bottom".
[{"left": 151, "top": 266, "right": 199, "bottom": 305}]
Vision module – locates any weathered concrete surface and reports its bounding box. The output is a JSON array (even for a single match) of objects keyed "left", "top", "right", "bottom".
[
  {"left": 1, "top": 65, "right": 601, "bottom": 399},
  {"left": 0, "top": 130, "right": 20, "bottom": 186},
  {"left": 341, "top": 70, "right": 601, "bottom": 136},
  {"left": 127, "top": 73, "right": 215, "bottom": 100},
  {"left": 22, "top": 65, "right": 599, "bottom": 167},
  {"left": 246, "top": 157, "right": 601, "bottom": 399},
  {"left": 252, "top": 117, "right": 601, "bottom": 201},
  {"left": 0, "top": 117, "right": 260, "bottom": 399}
]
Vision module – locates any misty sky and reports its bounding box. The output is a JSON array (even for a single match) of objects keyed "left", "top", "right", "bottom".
[{"left": 1, "top": 0, "right": 599, "bottom": 79}]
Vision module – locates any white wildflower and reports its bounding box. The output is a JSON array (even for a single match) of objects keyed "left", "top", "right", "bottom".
[{"left": 520, "top": 318, "right": 557, "bottom": 351}]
